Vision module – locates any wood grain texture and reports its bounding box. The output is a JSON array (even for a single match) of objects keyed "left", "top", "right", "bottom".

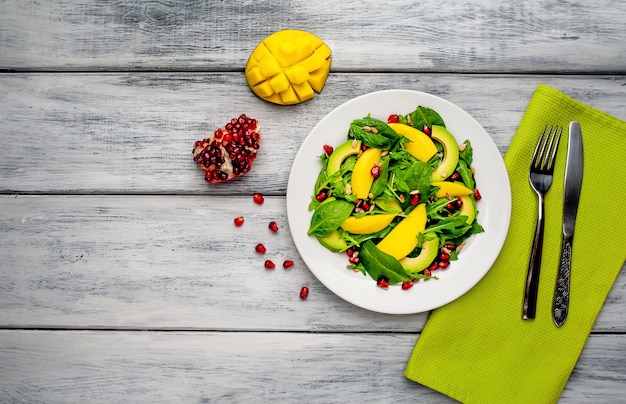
[
  {"left": 1, "top": 0, "right": 625, "bottom": 72},
  {"left": 1, "top": 73, "right": 624, "bottom": 194},
  {"left": 0, "top": 194, "right": 624, "bottom": 332},
  {"left": 1, "top": 0, "right": 625, "bottom": 401},
  {"left": 0, "top": 330, "right": 624, "bottom": 403}
]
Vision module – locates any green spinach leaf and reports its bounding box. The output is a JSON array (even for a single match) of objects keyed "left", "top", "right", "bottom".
[
  {"left": 308, "top": 199, "right": 354, "bottom": 237},
  {"left": 359, "top": 240, "right": 408, "bottom": 284}
]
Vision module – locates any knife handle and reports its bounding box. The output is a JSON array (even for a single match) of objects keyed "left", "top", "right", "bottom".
[{"left": 553, "top": 233, "right": 572, "bottom": 327}]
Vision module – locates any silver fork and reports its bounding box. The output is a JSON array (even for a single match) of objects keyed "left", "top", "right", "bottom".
[{"left": 522, "top": 125, "right": 563, "bottom": 320}]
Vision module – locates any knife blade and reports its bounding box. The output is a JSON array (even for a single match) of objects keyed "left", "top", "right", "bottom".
[{"left": 553, "top": 121, "right": 584, "bottom": 327}]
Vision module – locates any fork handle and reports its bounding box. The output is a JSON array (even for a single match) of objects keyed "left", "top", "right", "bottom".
[{"left": 523, "top": 196, "right": 545, "bottom": 320}]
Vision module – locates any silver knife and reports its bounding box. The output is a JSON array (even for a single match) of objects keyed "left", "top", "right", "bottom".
[{"left": 553, "top": 121, "right": 584, "bottom": 327}]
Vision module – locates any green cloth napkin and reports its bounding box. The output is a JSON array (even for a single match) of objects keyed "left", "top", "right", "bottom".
[{"left": 404, "top": 84, "right": 626, "bottom": 403}]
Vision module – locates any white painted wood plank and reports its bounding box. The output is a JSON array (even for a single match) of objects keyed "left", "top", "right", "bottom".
[
  {"left": 0, "top": 330, "right": 623, "bottom": 403},
  {"left": 1, "top": 73, "right": 624, "bottom": 194},
  {"left": 1, "top": 0, "right": 625, "bottom": 72},
  {"left": 1, "top": 195, "right": 623, "bottom": 332}
]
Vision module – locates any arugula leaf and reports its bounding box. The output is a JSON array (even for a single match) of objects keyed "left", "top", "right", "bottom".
[
  {"left": 308, "top": 199, "right": 354, "bottom": 237},
  {"left": 359, "top": 240, "right": 408, "bottom": 284},
  {"left": 459, "top": 140, "right": 473, "bottom": 165}
]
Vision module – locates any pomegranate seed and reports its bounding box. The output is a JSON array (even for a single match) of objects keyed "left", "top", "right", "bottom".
[
  {"left": 444, "top": 243, "right": 456, "bottom": 250},
  {"left": 234, "top": 216, "right": 244, "bottom": 227},
  {"left": 377, "top": 277, "right": 390, "bottom": 289},
  {"left": 440, "top": 252, "right": 451, "bottom": 261},
  {"left": 410, "top": 193, "right": 420, "bottom": 205},
  {"left": 264, "top": 260, "right": 276, "bottom": 269},
  {"left": 348, "top": 256, "right": 360, "bottom": 264},
  {"left": 424, "top": 269, "right": 432, "bottom": 277},
  {"left": 361, "top": 201, "right": 370, "bottom": 211},
  {"left": 387, "top": 114, "right": 400, "bottom": 123},
  {"left": 315, "top": 191, "right": 328, "bottom": 202},
  {"left": 450, "top": 172, "right": 461, "bottom": 181},
  {"left": 446, "top": 202, "right": 457, "bottom": 211},
  {"left": 268, "top": 221, "right": 279, "bottom": 232},
  {"left": 300, "top": 286, "right": 309, "bottom": 300},
  {"left": 474, "top": 188, "right": 482, "bottom": 201},
  {"left": 253, "top": 193, "right": 264, "bottom": 205},
  {"left": 370, "top": 165, "right": 381, "bottom": 178},
  {"left": 346, "top": 248, "right": 355, "bottom": 256},
  {"left": 283, "top": 260, "right": 294, "bottom": 269},
  {"left": 439, "top": 260, "right": 450, "bottom": 269},
  {"left": 402, "top": 281, "right": 414, "bottom": 290},
  {"left": 427, "top": 262, "right": 439, "bottom": 272},
  {"left": 423, "top": 125, "right": 431, "bottom": 135},
  {"left": 323, "top": 144, "right": 334, "bottom": 157},
  {"left": 255, "top": 243, "right": 266, "bottom": 254}
]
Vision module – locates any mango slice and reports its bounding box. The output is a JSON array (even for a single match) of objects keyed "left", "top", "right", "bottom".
[
  {"left": 340, "top": 213, "right": 397, "bottom": 235},
  {"left": 245, "top": 30, "right": 332, "bottom": 105},
  {"left": 431, "top": 181, "right": 473, "bottom": 198},
  {"left": 377, "top": 204, "right": 427, "bottom": 260},
  {"left": 351, "top": 147, "right": 382, "bottom": 199},
  {"left": 388, "top": 123, "right": 438, "bottom": 162}
]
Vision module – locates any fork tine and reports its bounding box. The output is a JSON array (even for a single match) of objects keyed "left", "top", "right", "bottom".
[
  {"left": 545, "top": 126, "right": 563, "bottom": 170},
  {"left": 532, "top": 125, "right": 551, "bottom": 169},
  {"left": 531, "top": 126, "right": 549, "bottom": 169}
]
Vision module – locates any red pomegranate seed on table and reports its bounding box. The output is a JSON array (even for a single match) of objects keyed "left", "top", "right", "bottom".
[
  {"left": 300, "top": 286, "right": 309, "bottom": 300},
  {"left": 253, "top": 193, "right": 264, "bottom": 205},
  {"left": 283, "top": 260, "right": 295, "bottom": 269},
  {"left": 268, "top": 221, "right": 279, "bottom": 232},
  {"left": 255, "top": 243, "right": 266, "bottom": 254},
  {"left": 402, "top": 281, "right": 414, "bottom": 290},
  {"left": 439, "top": 260, "right": 450, "bottom": 269},
  {"left": 264, "top": 260, "right": 276, "bottom": 269},
  {"left": 233, "top": 216, "right": 244, "bottom": 227},
  {"left": 377, "top": 277, "right": 390, "bottom": 289}
]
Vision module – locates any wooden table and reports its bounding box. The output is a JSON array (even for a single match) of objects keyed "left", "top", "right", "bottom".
[{"left": 1, "top": 1, "right": 624, "bottom": 402}]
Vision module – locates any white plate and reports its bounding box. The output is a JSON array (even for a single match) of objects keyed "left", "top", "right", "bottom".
[{"left": 286, "top": 90, "right": 511, "bottom": 314}]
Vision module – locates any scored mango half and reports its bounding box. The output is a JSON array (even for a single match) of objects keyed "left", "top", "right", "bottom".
[{"left": 245, "top": 30, "right": 332, "bottom": 105}]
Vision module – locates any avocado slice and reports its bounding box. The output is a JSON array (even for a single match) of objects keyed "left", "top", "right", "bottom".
[
  {"left": 374, "top": 197, "right": 402, "bottom": 213},
  {"left": 399, "top": 237, "right": 440, "bottom": 273},
  {"left": 317, "top": 230, "right": 348, "bottom": 252},
  {"left": 458, "top": 194, "right": 476, "bottom": 224},
  {"left": 430, "top": 125, "right": 459, "bottom": 181},
  {"left": 327, "top": 139, "right": 362, "bottom": 176}
]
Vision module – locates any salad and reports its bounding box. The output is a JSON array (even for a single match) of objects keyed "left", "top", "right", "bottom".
[{"left": 307, "top": 106, "right": 484, "bottom": 290}]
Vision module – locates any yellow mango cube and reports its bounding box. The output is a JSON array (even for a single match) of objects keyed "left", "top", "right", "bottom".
[{"left": 245, "top": 29, "right": 332, "bottom": 105}]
